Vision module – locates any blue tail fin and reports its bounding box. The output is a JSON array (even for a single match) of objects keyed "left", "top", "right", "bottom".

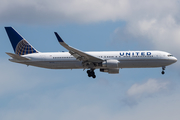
[{"left": 5, "top": 27, "right": 38, "bottom": 55}]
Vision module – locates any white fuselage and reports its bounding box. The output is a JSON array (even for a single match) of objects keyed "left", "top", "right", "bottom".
[{"left": 9, "top": 51, "right": 177, "bottom": 69}]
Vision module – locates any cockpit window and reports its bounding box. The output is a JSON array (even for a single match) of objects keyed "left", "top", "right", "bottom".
[{"left": 168, "top": 54, "right": 173, "bottom": 57}]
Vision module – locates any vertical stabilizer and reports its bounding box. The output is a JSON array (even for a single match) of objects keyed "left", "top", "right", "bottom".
[{"left": 5, "top": 27, "right": 38, "bottom": 55}]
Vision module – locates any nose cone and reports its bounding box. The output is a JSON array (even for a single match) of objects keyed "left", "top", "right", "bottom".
[{"left": 171, "top": 57, "right": 177, "bottom": 63}]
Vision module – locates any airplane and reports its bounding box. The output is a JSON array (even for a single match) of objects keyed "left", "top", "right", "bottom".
[{"left": 5, "top": 27, "right": 177, "bottom": 78}]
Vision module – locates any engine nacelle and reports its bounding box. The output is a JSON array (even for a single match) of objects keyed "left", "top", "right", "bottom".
[
  {"left": 100, "top": 68, "right": 119, "bottom": 74},
  {"left": 102, "top": 59, "right": 120, "bottom": 68}
]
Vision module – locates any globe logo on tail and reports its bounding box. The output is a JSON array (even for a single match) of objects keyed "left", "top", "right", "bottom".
[{"left": 15, "top": 39, "right": 38, "bottom": 55}]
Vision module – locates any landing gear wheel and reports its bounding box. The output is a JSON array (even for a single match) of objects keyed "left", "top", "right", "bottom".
[
  {"left": 87, "top": 69, "right": 96, "bottom": 78},
  {"left": 87, "top": 70, "right": 90, "bottom": 74},
  {"left": 161, "top": 66, "right": 165, "bottom": 75},
  {"left": 88, "top": 74, "right": 91, "bottom": 77}
]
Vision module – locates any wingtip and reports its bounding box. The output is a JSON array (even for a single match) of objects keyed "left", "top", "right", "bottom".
[
  {"left": 54, "top": 32, "right": 64, "bottom": 42},
  {"left": 5, "top": 26, "right": 12, "bottom": 28}
]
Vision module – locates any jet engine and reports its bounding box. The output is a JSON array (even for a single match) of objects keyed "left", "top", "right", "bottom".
[
  {"left": 102, "top": 59, "right": 120, "bottom": 68},
  {"left": 100, "top": 68, "right": 119, "bottom": 74}
]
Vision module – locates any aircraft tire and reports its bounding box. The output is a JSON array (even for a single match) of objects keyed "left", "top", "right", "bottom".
[
  {"left": 87, "top": 69, "right": 96, "bottom": 78},
  {"left": 87, "top": 70, "right": 90, "bottom": 74},
  {"left": 92, "top": 75, "right": 96, "bottom": 78},
  {"left": 88, "top": 74, "right": 91, "bottom": 77}
]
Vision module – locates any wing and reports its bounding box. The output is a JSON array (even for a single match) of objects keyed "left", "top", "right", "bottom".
[
  {"left": 6, "top": 52, "right": 30, "bottom": 60},
  {"left": 54, "top": 32, "right": 103, "bottom": 62}
]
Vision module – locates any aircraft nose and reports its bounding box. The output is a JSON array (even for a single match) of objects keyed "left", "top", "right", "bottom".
[{"left": 172, "top": 57, "right": 177, "bottom": 63}]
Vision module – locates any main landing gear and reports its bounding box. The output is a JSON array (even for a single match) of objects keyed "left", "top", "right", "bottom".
[
  {"left": 87, "top": 69, "right": 96, "bottom": 78},
  {"left": 161, "top": 66, "right": 165, "bottom": 75}
]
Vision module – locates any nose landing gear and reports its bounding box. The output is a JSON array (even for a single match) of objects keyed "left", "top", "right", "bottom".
[
  {"left": 87, "top": 69, "right": 96, "bottom": 78},
  {"left": 161, "top": 66, "right": 165, "bottom": 75}
]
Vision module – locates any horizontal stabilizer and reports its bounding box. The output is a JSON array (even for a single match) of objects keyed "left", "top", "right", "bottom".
[{"left": 6, "top": 52, "right": 30, "bottom": 60}]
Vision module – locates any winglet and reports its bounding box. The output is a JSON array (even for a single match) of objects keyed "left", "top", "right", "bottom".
[{"left": 54, "top": 32, "right": 64, "bottom": 43}]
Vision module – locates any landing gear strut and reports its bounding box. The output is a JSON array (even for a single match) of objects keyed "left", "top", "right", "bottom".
[
  {"left": 87, "top": 69, "right": 96, "bottom": 78},
  {"left": 161, "top": 66, "right": 165, "bottom": 75}
]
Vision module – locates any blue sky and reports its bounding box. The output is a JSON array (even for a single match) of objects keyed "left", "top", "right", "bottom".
[{"left": 0, "top": 0, "right": 180, "bottom": 120}]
